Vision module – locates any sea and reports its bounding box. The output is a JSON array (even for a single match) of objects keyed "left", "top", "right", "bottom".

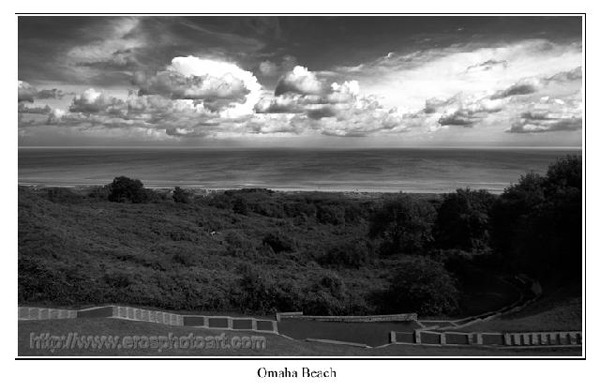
[{"left": 18, "top": 147, "right": 582, "bottom": 194}]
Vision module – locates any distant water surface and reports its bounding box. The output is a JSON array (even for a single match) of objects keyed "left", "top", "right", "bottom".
[{"left": 18, "top": 148, "right": 582, "bottom": 193}]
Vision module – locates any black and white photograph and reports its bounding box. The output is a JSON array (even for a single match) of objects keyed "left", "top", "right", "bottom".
[{"left": 16, "top": 14, "right": 584, "bottom": 361}]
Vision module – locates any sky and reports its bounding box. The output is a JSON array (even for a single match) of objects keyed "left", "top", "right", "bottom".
[{"left": 18, "top": 16, "right": 583, "bottom": 148}]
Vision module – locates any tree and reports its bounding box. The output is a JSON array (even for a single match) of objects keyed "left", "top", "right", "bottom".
[
  {"left": 107, "top": 176, "right": 148, "bottom": 203},
  {"left": 433, "top": 188, "right": 496, "bottom": 251},
  {"left": 384, "top": 258, "right": 459, "bottom": 315},
  {"left": 490, "top": 155, "right": 582, "bottom": 283},
  {"left": 369, "top": 195, "right": 436, "bottom": 255},
  {"left": 490, "top": 172, "right": 545, "bottom": 260}
]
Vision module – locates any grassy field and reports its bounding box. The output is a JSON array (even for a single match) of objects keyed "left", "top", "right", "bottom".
[{"left": 18, "top": 318, "right": 581, "bottom": 357}]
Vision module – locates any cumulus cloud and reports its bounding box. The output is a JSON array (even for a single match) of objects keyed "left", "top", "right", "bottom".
[
  {"left": 70, "top": 89, "right": 125, "bottom": 114},
  {"left": 422, "top": 93, "right": 506, "bottom": 128},
  {"left": 52, "top": 88, "right": 233, "bottom": 138},
  {"left": 18, "top": 103, "right": 52, "bottom": 114},
  {"left": 507, "top": 95, "right": 582, "bottom": 133},
  {"left": 36, "top": 88, "right": 67, "bottom": 100},
  {"left": 254, "top": 94, "right": 306, "bottom": 114},
  {"left": 274, "top": 66, "right": 324, "bottom": 96},
  {"left": 47, "top": 108, "right": 66, "bottom": 124},
  {"left": 508, "top": 116, "right": 582, "bottom": 133},
  {"left": 18, "top": 81, "right": 37, "bottom": 102},
  {"left": 134, "top": 56, "right": 261, "bottom": 117},
  {"left": 253, "top": 64, "right": 408, "bottom": 137}
]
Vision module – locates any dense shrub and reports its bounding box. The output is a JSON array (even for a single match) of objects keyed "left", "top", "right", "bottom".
[
  {"left": 316, "top": 204, "right": 346, "bottom": 225},
  {"left": 318, "top": 240, "right": 373, "bottom": 268},
  {"left": 45, "top": 187, "right": 83, "bottom": 203},
  {"left": 384, "top": 258, "right": 459, "bottom": 316},
  {"left": 225, "top": 231, "right": 258, "bottom": 259},
  {"left": 283, "top": 200, "right": 317, "bottom": 219},
  {"left": 103, "top": 272, "right": 133, "bottom": 289},
  {"left": 107, "top": 176, "right": 148, "bottom": 203},
  {"left": 433, "top": 188, "right": 496, "bottom": 251},
  {"left": 232, "top": 196, "right": 249, "bottom": 215},
  {"left": 490, "top": 155, "right": 582, "bottom": 283},
  {"left": 262, "top": 232, "right": 296, "bottom": 253},
  {"left": 172, "top": 186, "right": 191, "bottom": 203},
  {"left": 302, "top": 273, "right": 347, "bottom": 315},
  {"left": 171, "top": 248, "right": 197, "bottom": 266},
  {"left": 87, "top": 185, "right": 111, "bottom": 200},
  {"left": 369, "top": 195, "right": 437, "bottom": 255},
  {"left": 233, "top": 266, "right": 294, "bottom": 313}
]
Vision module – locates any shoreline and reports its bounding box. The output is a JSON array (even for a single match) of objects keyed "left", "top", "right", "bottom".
[{"left": 17, "top": 182, "right": 502, "bottom": 196}]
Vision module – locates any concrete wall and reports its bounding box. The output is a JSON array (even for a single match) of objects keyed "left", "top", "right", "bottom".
[
  {"left": 19, "top": 306, "right": 279, "bottom": 334},
  {"left": 276, "top": 311, "right": 418, "bottom": 323},
  {"left": 19, "top": 307, "right": 77, "bottom": 321},
  {"left": 390, "top": 330, "right": 582, "bottom": 347}
]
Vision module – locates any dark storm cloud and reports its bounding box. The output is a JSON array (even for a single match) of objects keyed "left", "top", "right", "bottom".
[
  {"left": 491, "top": 80, "right": 540, "bottom": 99},
  {"left": 466, "top": 59, "right": 508, "bottom": 72},
  {"left": 306, "top": 105, "right": 338, "bottom": 120},
  {"left": 438, "top": 110, "right": 483, "bottom": 127}
]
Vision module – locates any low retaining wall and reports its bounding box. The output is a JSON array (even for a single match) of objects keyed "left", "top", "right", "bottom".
[
  {"left": 390, "top": 330, "right": 582, "bottom": 347},
  {"left": 19, "top": 307, "right": 78, "bottom": 321},
  {"left": 19, "top": 306, "right": 279, "bottom": 334},
  {"left": 277, "top": 311, "right": 417, "bottom": 323}
]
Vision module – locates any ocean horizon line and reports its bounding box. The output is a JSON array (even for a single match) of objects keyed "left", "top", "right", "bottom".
[{"left": 17, "top": 145, "right": 583, "bottom": 151}]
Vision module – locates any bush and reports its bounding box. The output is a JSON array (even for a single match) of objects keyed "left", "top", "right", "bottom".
[
  {"left": 225, "top": 231, "right": 258, "bottom": 259},
  {"left": 232, "top": 197, "right": 249, "bottom": 215},
  {"left": 87, "top": 185, "right": 111, "bottom": 200},
  {"left": 433, "top": 188, "right": 496, "bottom": 251},
  {"left": 302, "top": 273, "right": 347, "bottom": 315},
  {"left": 107, "top": 176, "right": 148, "bottom": 203},
  {"left": 369, "top": 195, "right": 437, "bottom": 255},
  {"left": 318, "top": 240, "right": 372, "bottom": 268},
  {"left": 45, "top": 187, "right": 83, "bottom": 203},
  {"left": 171, "top": 248, "right": 196, "bottom": 266},
  {"left": 384, "top": 258, "right": 459, "bottom": 316},
  {"left": 262, "top": 232, "right": 295, "bottom": 254},
  {"left": 316, "top": 204, "right": 346, "bottom": 225},
  {"left": 172, "top": 187, "right": 191, "bottom": 204}
]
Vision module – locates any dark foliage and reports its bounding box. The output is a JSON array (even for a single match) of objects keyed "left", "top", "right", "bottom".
[
  {"left": 382, "top": 258, "right": 459, "bottom": 316},
  {"left": 172, "top": 186, "right": 191, "bottom": 204},
  {"left": 45, "top": 187, "right": 83, "bottom": 203},
  {"left": 317, "top": 240, "right": 373, "bottom": 268},
  {"left": 490, "top": 155, "right": 582, "bottom": 284},
  {"left": 369, "top": 194, "right": 437, "bottom": 255},
  {"left": 433, "top": 188, "right": 496, "bottom": 251},
  {"left": 262, "top": 232, "right": 296, "bottom": 253},
  {"left": 107, "top": 176, "right": 148, "bottom": 203}
]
